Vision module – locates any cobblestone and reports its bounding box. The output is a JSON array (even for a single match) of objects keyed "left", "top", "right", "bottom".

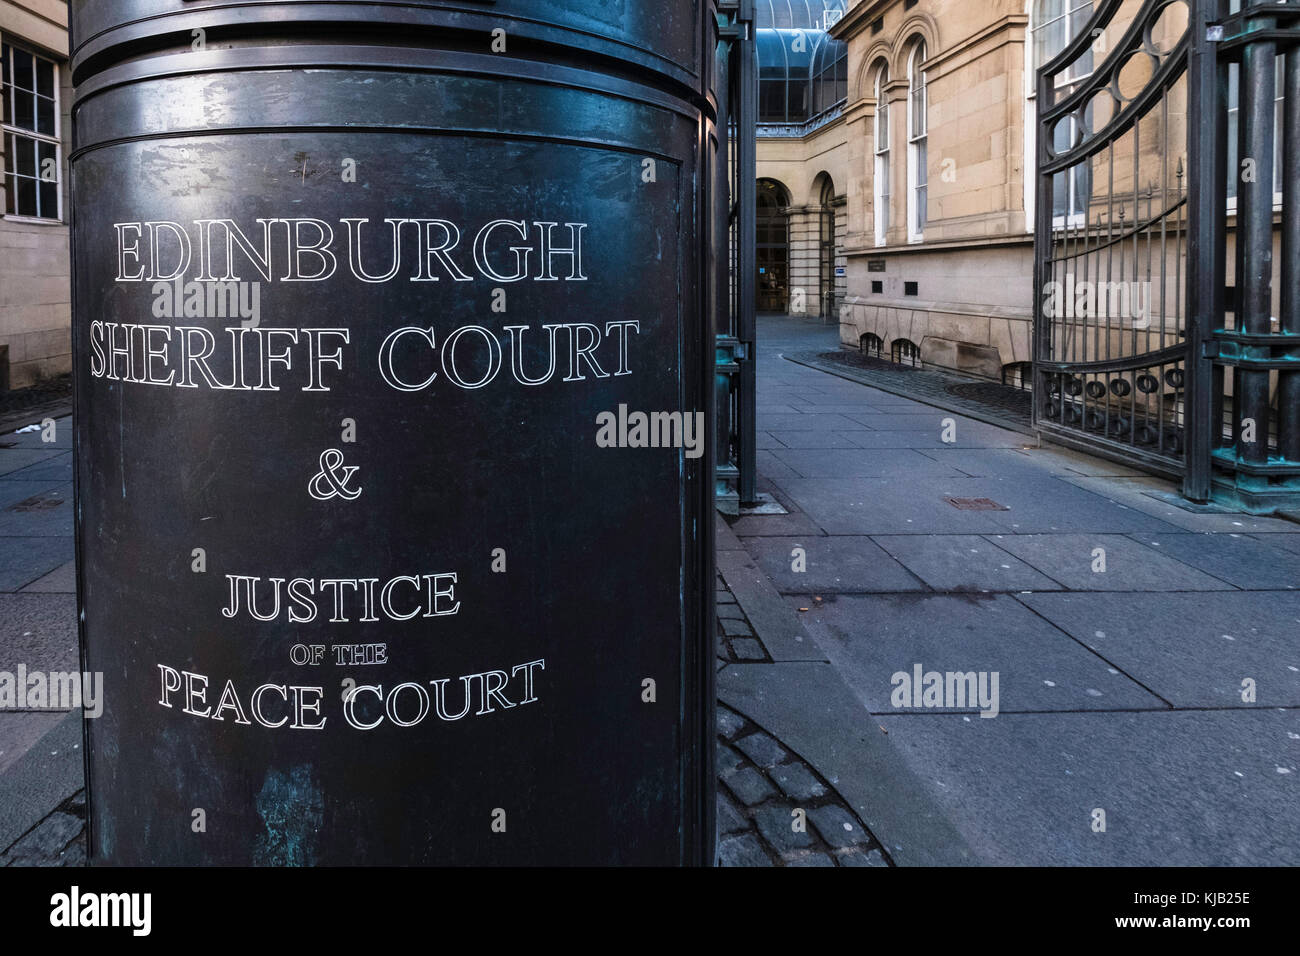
[
  {"left": 715, "top": 576, "right": 772, "bottom": 664},
  {"left": 725, "top": 767, "right": 777, "bottom": 806},
  {"left": 714, "top": 703, "right": 893, "bottom": 868},
  {"left": 716, "top": 741, "right": 744, "bottom": 777},
  {"left": 754, "top": 806, "right": 815, "bottom": 852},
  {"left": 716, "top": 707, "right": 746, "bottom": 739},
  {"left": 770, "top": 762, "right": 828, "bottom": 801},
  {"left": 1, "top": 788, "right": 86, "bottom": 868},
  {"left": 735, "top": 731, "right": 789, "bottom": 769},
  {"left": 808, "top": 805, "right": 870, "bottom": 849},
  {"left": 837, "top": 847, "right": 891, "bottom": 867},
  {"left": 717, "top": 833, "right": 771, "bottom": 867},
  {"left": 786, "top": 852, "right": 836, "bottom": 867},
  {"left": 717, "top": 794, "right": 750, "bottom": 835}
]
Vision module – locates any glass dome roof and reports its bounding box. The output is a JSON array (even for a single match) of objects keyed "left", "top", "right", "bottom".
[
  {"left": 755, "top": 0, "right": 847, "bottom": 30},
  {"left": 756, "top": 1, "right": 848, "bottom": 125}
]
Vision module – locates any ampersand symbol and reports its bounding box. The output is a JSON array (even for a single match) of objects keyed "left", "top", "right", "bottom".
[{"left": 308, "top": 448, "right": 362, "bottom": 501}]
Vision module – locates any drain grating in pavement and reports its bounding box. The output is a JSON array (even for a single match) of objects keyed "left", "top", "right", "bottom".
[{"left": 945, "top": 381, "right": 1034, "bottom": 419}]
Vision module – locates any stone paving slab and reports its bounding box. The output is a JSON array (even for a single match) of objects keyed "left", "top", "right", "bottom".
[
  {"left": 0, "top": 537, "right": 74, "bottom": 593},
  {"left": 0, "top": 448, "right": 66, "bottom": 478},
  {"left": 719, "top": 660, "right": 976, "bottom": 866},
  {"left": 912, "top": 447, "right": 1062, "bottom": 478},
  {"left": 741, "top": 536, "right": 927, "bottom": 594},
  {"left": 872, "top": 709, "right": 1300, "bottom": 866},
  {"left": 986, "top": 533, "right": 1236, "bottom": 591},
  {"left": 768, "top": 447, "right": 966, "bottom": 479},
  {"left": 753, "top": 450, "right": 802, "bottom": 480},
  {"left": 770, "top": 478, "right": 1018, "bottom": 535},
  {"left": 0, "top": 452, "right": 73, "bottom": 484},
  {"left": 0, "top": 481, "right": 72, "bottom": 536},
  {"left": 757, "top": 413, "right": 872, "bottom": 432},
  {"left": 0, "top": 480, "right": 66, "bottom": 512},
  {"left": 753, "top": 431, "right": 791, "bottom": 450},
  {"left": 776, "top": 471, "right": 1187, "bottom": 536},
  {"left": 1058, "top": 475, "right": 1300, "bottom": 534},
  {"left": 728, "top": 510, "right": 825, "bottom": 538},
  {"left": 1019, "top": 591, "right": 1300, "bottom": 707},
  {"left": 793, "top": 593, "right": 1165, "bottom": 714},
  {"left": 0, "top": 711, "right": 83, "bottom": 855},
  {"left": 0, "top": 594, "right": 79, "bottom": 678},
  {"left": 1125, "top": 532, "right": 1300, "bottom": 591},
  {"left": 872, "top": 534, "right": 1062, "bottom": 593},
  {"left": 0, "top": 713, "right": 66, "bottom": 776},
  {"left": 766, "top": 431, "right": 863, "bottom": 449},
  {"left": 719, "top": 556, "right": 827, "bottom": 664},
  {"left": 844, "top": 430, "right": 992, "bottom": 450},
  {"left": 1252, "top": 532, "right": 1300, "bottom": 555},
  {"left": 715, "top": 514, "right": 744, "bottom": 552},
  {"left": 1, "top": 417, "right": 72, "bottom": 450}
]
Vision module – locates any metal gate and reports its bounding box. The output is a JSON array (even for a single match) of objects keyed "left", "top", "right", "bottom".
[
  {"left": 716, "top": 0, "right": 758, "bottom": 506},
  {"left": 1035, "top": 0, "right": 1300, "bottom": 511},
  {"left": 1033, "top": 0, "right": 1195, "bottom": 478}
]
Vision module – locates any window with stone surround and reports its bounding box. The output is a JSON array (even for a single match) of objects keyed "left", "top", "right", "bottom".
[
  {"left": 873, "top": 61, "right": 890, "bottom": 246},
  {"left": 906, "top": 39, "right": 928, "bottom": 242},
  {"left": 1027, "top": 0, "right": 1095, "bottom": 227},
  {"left": 1, "top": 41, "right": 62, "bottom": 221}
]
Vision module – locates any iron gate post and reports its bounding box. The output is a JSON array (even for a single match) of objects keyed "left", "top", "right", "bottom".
[{"left": 1186, "top": 0, "right": 1230, "bottom": 502}]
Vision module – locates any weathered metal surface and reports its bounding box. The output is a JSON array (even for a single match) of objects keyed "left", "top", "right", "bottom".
[{"left": 70, "top": 0, "right": 716, "bottom": 865}]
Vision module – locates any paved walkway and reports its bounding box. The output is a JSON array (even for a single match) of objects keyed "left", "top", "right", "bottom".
[
  {"left": 716, "top": 314, "right": 1300, "bottom": 865},
  {"left": 4, "top": 321, "right": 1299, "bottom": 865}
]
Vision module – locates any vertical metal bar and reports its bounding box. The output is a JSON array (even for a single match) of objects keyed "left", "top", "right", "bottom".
[
  {"left": 1236, "top": 0, "right": 1277, "bottom": 468},
  {"left": 715, "top": 35, "right": 733, "bottom": 483},
  {"left": 1033, "top": 54, "right": 1058, "bottom": 426},
  {"left": 1184, "top": 0, "right": 1227, "bottom": 500},
  {"left": 1279, "top": 37, "right": 1300, "bottom": 464},
  {"left": 737, "top": 0, "right": 758, "bottom": 504}
]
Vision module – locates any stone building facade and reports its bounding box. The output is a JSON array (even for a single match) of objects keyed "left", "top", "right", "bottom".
[
  {"left": 754, "top": 1, "right": 851, "bottom": 321},
  {"left": 0, "top": 0, "right": 70, "bottom": 390},
  {"left": 832, "top": 0, "right": 1039, "bottom": 379},
  {"left": 828, "top": 0, "right": 1213, "bottom": 382}
]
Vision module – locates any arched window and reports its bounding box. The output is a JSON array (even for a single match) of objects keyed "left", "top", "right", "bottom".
[
  {"left": 891, "top": 337, "right": 921, "bottom": 368},
  {"left": 757, "top": 179, "right": 791, "bottom": 312},
  {"left": 1026, "top": 1, "right": 1095, "bottom": 225},
  {"left": 873, "top": 62, "right": 890, "bottom": 246},
  {"left": 818, "top": 176, "right": 837, "bottom": 317},
  {"left": 906, "top": 40, "right": 928, "bottom": 242}
]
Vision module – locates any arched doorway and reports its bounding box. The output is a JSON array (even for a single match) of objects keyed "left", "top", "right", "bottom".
[{"left": 756, "top": 179, "right": 790, "bottom": 312}]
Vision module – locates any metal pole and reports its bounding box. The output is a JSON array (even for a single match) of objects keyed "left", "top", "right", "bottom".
[
  {"left": 1279, "top": 21, "right": 1300, "bottom": 466},
  {"left": 1184, "top": 0, "right": 1228, "bottom": 501},
  {"left": 737, "top": 0, "right": 758, "bottom": 505},
  {"left": 1235, "top": 0, "right": 1277, "bottom": 469}
]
